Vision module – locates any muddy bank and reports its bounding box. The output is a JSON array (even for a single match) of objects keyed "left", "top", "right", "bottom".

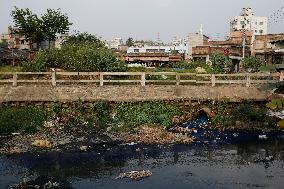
[
  {"left": 1, "top": 118, "right": 283, "bottom": 155},
  {"left": 0, "top": 100, "right": 283, "bottom": 155}
]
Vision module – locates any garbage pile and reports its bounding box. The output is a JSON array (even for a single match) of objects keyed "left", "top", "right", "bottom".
[
  {"left": 169, "top": 111, "right": 279, "bottom": 144},
  {"left": 169, "top": 112, "right": 220, "bottom": 144},
  {"left": 125, "top": 126, "right": 194, "bottom": 145},
  {"left": 116, "top": 170, "right": 152, "bottom": 181}
]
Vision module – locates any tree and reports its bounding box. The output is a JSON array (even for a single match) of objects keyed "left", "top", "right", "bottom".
[
  {"left": 62, "top": 32, "right": 105, "bottom": 47},
  {"left": 126, "top": 37, "right": 134, "bottom": 47},
  {"left": 41, "top": 9, "right": 71, "bottom": 48},
  {"left": 23, "top": 33, "right": 127, "bottom": 72},
  {"left": 11, "top": 7, "right": 72, "bottom": 49},
  {"left": 11, "top": 8, "right": 44, "bottom": 48},
  {"left": 0, "top": 40, "right": 8, "bottom": 48},
  {"left": 210, "top": 54, "right": 233, "bottom": 70},
  {"left": 242, "top": 56, "right": 262, "bottom": 72}
]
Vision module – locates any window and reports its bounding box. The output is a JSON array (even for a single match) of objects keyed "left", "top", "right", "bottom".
[
  {"left": 255, "top": 30, "right": 258, "bottom": 33},
  {"left": 134, "top": 49, "right": 139, "bottom": 53},
  {"left": 259, "top": 30, "right": 263, "bottom": 34},
  {"left": 255, "top": 22, "right": 258, "bottom": 25},
  {"left": 259, "top": 22, "right": 264, "bottom": 25},
  {"left": 240, "top": 21, "right": 245, "bottom": 25}
]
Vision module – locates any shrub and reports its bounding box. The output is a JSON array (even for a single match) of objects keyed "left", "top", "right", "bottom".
[
  {"left": 0, "top": 106, "right": 47, "bottom": 135},
  {"left": 259, "top": 65, "right": 277, "bottom": 73},
  {"left": 233, "top": 103, "right": 270, "bottom": 122},
  {"left": 115, "top": 101, "right": 182, "bottom": 129},
  {"left": 23, "top": 33, "right": 127, "bottom": 72},
  {"left": 92, "top": 101, "right": 113, "bottom": 128},
  {"left": 210, "top": 54, "right": 233, "bottom": 70},
  {"left": 212, "top": 101, "right": 232, "bottom": 126},
  {"left": 242, "top": 56, "right": 263, "bottom": 72},
  {"left": 175, "top": 61, "right": 205, "bottom": 70}
]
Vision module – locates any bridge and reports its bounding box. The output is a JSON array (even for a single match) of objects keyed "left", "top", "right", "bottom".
[{"left": 0, "top": 72, "right": 282, "bottom": 103}]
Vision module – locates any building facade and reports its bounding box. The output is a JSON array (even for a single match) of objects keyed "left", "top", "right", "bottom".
[
  {"left": 127, "top": 44, "right": 188, "bottom": 54},
  {"left": 188, "top": 33, "right": 209, "bottom": 59},
  {"left": 0, "top": 27, "right": 30, "bottom": 49},
  {"left": 230, "top": 7, "right": 268, "bottom": 36},
  {"left": 105, "top": 38, "right": 123, "bottom": 50}
]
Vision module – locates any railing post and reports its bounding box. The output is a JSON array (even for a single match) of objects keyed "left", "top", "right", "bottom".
[
  {"left": 246, "top": 75, "right": 251, "bottom": 87},
  {"left": 280, "top": 71, "right": 284, "bottom": 81},
  {"left": 52, "top": 72, "right": 56, "bottom": 86},
  {"left": 211, "top": 74, "right": 216, "bottom": 87},
  {"left": 141, "top": 73, "right": 146, "bottom": 86},
  {"left": 176, "top": 73, "right": 180, "bottom": 86},
  {"left": 100, "top": 73, "right": 104, "bottom": 86},
  {"left": 12, "top": 73, "right": 17, "bottom": 87}
]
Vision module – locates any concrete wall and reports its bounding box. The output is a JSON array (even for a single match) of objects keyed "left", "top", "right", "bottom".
[
  {"left": 0, "top": 85, "right": 271, "bottom": 103},
  {"left": 188, "top": 33, "right": 205, "bottom": 58}
]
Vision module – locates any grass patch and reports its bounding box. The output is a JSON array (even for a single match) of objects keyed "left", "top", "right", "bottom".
[
  {"left": 0, "top": 66, "right": 23, "bottom": 72},
  {"left": 0, "top": 106, "right": 47, "bottom": 135},
  {"left": 114, "top": 101, "right": 182, "bottom": 130}
]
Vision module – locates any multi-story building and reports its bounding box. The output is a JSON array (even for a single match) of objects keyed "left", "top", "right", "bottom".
[
  {"left": 188, "top": 32, "right": 209, "bottom": 59},
  {"left": 0, "top": 27, "right": 30, "bottom": 49},
  {"left": 127, "top": 44, "right": 188, "bottom": 54},
  {"left": 105, "top": 37, "right": 123, "bottom": 50},
  {"left": 230, "top": 7, "right": 268, "bottom": 36},
  {"left": 0, "top": 27, "right": 68, "bottom": 50}
]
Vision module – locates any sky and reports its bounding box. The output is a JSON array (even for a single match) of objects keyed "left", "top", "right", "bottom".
[{"left": 0, "top": 0, "right": 284, "bottom": 42}]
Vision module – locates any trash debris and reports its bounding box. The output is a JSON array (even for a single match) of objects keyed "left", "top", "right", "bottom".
[
  {"left": 268, "top": 110, "right": 284, "bottom": 119},
  {"left": 116, "top": 170, "right": 152, "bottom": 181},
  {"left": 127, "top": 142, "right": 137, "bottom": 146},
  {"left": 125, "top": 126, "right": 194, "bottom": 145},
  {"left": 258, "top": 135, "right": 268, "bottom": 139},
  {"left": 277, "top": 120, "right": 284, "bottom": 129},
  {"left": 31, "top": 140, "right": 52, "bottom": 148},
  {"left": 79, "top": 146, "right": 91, "bottom": 151},
  {"left": 11, "top": 133, "right": 21, "bottom": 136},
  {"left": 195, "top": 67, "right": 207, "bottom": 74}
]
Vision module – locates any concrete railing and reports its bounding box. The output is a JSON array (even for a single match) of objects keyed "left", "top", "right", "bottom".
[{"left": 0, "top": 72, "right": 283, "bottom": 87}]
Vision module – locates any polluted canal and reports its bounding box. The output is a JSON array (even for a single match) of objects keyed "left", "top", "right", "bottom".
[{"left": 1, "top": 113, "right": 284, "bottom": 189}]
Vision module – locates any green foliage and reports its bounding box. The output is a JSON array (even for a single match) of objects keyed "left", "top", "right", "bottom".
[
  {"left": 212, "top": 102, "right": 273, "bottom": 127},
  {"left": 115, "top": 101, "right": 182, "bottom": 129},
  {"left": 127, "top": 67, "right": 147, "bottom": 72},
  {"left": 242, "top": 56, "right": 263, "bottom": 72},
  {"left": 266, "top": 98, "right": 284, "bottom": 110},
  {"left": 210, "top": 54, "right": 233, "bottom": 70},
  {"left": 175, "top": 60, "right": 225, "bottom": 74},
  {"left": 212, "top": 101, "right": 232, "bottom": 126},
  {"left": 41, "top": 9, "right": 71, "bottom": 42},
  {"left": 11, "top": 8, "right": 44, "bottom": 45},
  {"left": 0, "top": 40, "right": 8, "bottom": 48},
  {"left": 92, "top": 101, "right": 113, "bottom": 128},
  {"left": 259, "top": 64, "right": 277, "bottom": 73},
  {"left": 23, "top": 39, "right": 127, "bottom": 72},
  {"left": 175, "top": 61, "right": 203, "bottom": 70},
  {"left": 49, "top": 101, "right": 113, "bottom": 129},
  {"left": 62, "top": 32, "right": 104, "bottom": 47},
  {"left": 0, "top": 106, "right": 47, "bottom": 135},
  {"left": 11, "top": 7, "right": 71, "bottom": 47},
  {"left": 126, "top": 37, "right": 134, "bottom": 47},
  {"left": 233, "top": 103, "right": 269, "bottom": 122}
]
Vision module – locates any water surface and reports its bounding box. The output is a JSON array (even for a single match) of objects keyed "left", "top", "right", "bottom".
[{"left": 1, "top": 139, "right": 284, "bottom": 189}]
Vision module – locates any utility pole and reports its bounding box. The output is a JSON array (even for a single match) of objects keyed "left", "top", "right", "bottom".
[
  {"left": 242, "top": 29, "right": 246, "bottom": 59},
  {"left": 157, "top": 32, "right": 161, "bottom": 52},
  {"left": 9, "top": 33, "right": 15, "bottom": 66}
]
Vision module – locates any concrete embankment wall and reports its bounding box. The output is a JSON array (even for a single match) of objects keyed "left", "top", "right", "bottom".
[{"left": 0, "top": 85, "right": 271, "bottom": 103}]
